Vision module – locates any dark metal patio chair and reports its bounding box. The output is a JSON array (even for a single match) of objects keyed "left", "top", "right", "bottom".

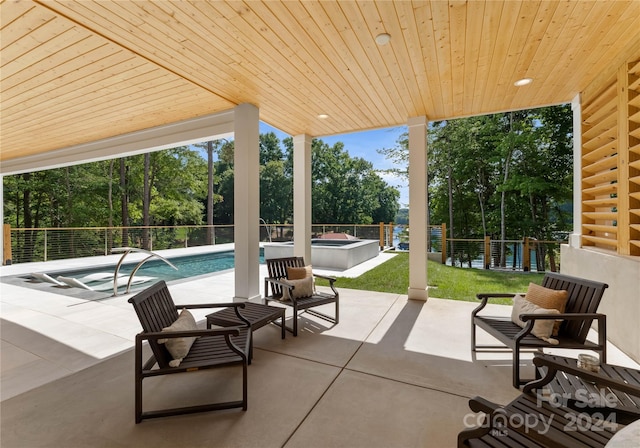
[
  {"left": 472, "top": 272, "right": 608, "bottom": 388},
  {"left": 263, "top": 257, "right": 339, "bottom": 336},
  {"left": 128, "top": 280, "right": 251, "bottom": 423}
]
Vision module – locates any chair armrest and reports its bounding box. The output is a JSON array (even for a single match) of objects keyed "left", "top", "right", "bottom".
[
  {"left": 457, "top": 396, "right": 504, "bottom": 446},
  {"left": 265, "top": 277, "right": 292, "bottom": 288},
  {"left": 476, "top": 293, "right": 520, "bottom": 300},
  {"left": 516, "top": 313, "right": 607, "bottom": 364},
  {"left": 520, "top": 313, "right": 607, "bottom": 344},
  {"left": 135, "top": 327, "right": 249, "bottom": 370},
  {"left": 313, "top": 273, "right": 336, "bottom": 283},
  {"left": 472, "top": 293, "right": 520, "bottom": 317},
  {"left": 264, "top": 277, "right": 298, "bottom": 303},
  {"left": 174, "top": 302, "right": 246, "bottom": 310},
  {"left": 140, "top": 327, "right": 241, "bottom": 342},
  {"left": 468, "top": 396, "right": 501, "bottom": 414},
  {"left": 529, "top": 354, "right": 640, "bottom": 397},
  {"left": 313, "top": 273, "right": 339, "bottom": 297},
  {"left": 175, "top": 303, "right": 251, "bottom": 326}
]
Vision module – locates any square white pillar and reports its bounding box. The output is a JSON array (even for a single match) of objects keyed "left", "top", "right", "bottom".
[
  {"left": 234, "top": 104, "right": 260, "bottom": 300},
  {"left": 570, "top": 94, "right": 582, "bottom": 248},
  {"left": 293, "top": 134, "right": 312, "bottom": 263},
  {"left": 408, "top": 116, "right": 429, "bottom": 301},
  {"left": 0, "top": 175, "right": 5, "bottom": 265}
]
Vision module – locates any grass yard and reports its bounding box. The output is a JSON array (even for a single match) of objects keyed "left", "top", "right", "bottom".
[{"left": 319, "top": 252, "right": 545, "bottom": 305}]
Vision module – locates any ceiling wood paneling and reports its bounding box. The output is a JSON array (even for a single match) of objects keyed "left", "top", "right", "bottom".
[{"left": 2, "top": 0, "right": 640, "bottom": 163}]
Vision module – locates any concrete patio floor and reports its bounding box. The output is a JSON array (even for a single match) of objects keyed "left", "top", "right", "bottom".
[{"left": 1, "top": 251, "right": 637, "bottom": 447}]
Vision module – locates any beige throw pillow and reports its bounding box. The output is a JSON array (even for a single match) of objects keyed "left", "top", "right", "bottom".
[
  {"left": 280, "top": 276, "right": 314, "bottom": 301},
  {"left": 158, "top": 308, "right": 199, "bottom": 367},
  {"left": 510, "top": 294, "right": 560, "bottom": 345},
  {"left": 525, "top": 282, "right": 568, "bottom": 335},
  {"left": 287, "top": 265, "right": 313, "bottom": 280}
]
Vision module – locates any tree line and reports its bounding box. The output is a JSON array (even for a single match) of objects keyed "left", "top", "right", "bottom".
[{"left": 3, "top": 134, "right": 400, "bottom": 242}]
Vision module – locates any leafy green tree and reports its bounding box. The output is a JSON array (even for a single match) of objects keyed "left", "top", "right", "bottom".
[
  {"left": 312, "top": 139, "right": 382, "bottom": 224},
  {"left": 377, "top": 105, "right": 573, "bottom": 268},
  {"left": 260, "top": 132, "right": 283, "bottom": 165},
  {"left": 371, "top": 176, "right": 400, "bottom": 224},
  {"left": 260, "top": 160, "right": 292, "bottom": 223}
]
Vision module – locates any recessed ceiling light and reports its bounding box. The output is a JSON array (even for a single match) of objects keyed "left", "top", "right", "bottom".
[
  {"left": 375, "top": 33, "right": 391, "bottom": 46},
  {"left": 514, "top": 78, "right": 533, "bottom": 87},
  {"left": 318, "top": 114, "right": 329, "bottom": 119}
]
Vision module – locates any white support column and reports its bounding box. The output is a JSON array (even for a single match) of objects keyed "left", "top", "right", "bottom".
[
  {"left": 293, "top": 134, "right": 312, "bottom": 263},
  {"left": 0, "top": 175, "right": 4, "bottom": 265},
  {"left": 570, "top": 94, "right": 582, "bottom": 248},
  {"left": 408, "top": 116, "right": 429, "bottom": 301},
  {"left": 234, "top": 104, "right": 260, "bottom": 300}
]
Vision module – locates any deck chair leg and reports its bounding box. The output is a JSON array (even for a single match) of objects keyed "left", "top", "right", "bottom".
[
  {"left": 471, "top": 321, "right": 476, "bottom": 352},
  {"left": 242, "top": 360, "right": 248, "bottom": 411},
  {"left": 513, "top": 348, "right": 521, "bottom": 388},
  {"left": 134, "top": 338, "right": 143, "bottom": 424},
  {"left": 135, "top": 379, "right": 143, "bottom": 424}
]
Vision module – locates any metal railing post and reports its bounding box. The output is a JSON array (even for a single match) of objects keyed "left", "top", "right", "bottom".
[{"left": 44, "top": 229, "right": 47, "bottom": 262}]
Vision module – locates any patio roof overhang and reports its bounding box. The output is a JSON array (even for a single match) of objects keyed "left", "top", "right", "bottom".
[{"left": 2, "top": 0, "right": 640, "bottom": 167}]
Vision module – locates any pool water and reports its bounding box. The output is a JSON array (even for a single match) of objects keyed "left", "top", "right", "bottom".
[{"left": 46, "top": 250, "right": 265, "bottom": 284}]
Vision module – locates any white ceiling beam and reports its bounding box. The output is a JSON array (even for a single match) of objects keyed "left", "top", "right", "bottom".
[{"left": 1, "top": 110, "right": 235, "bottom": 175}]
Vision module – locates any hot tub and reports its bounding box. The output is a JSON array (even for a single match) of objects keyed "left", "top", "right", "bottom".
[{"left": 263, "top": 239, "right": 379, "bottom": 270}]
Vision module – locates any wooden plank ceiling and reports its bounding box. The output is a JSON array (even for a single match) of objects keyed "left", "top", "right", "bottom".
[{"left": 2, "top": 0, "right": 640, "bottom": 163}]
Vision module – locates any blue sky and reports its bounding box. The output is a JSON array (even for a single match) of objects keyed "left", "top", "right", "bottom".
[{"left": 259, "top": 122, "right": 410, "bottom": 207}]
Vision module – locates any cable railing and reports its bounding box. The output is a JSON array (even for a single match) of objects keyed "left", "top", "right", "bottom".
[
  {"left": 445, "top": 236, "right": 566, "bottom": 272},
  {"left": 5, "top": 223, "right": 396, "bottom": 264},
  {"left": 4, "top": 223, "right": 565, "bottom": 272}
]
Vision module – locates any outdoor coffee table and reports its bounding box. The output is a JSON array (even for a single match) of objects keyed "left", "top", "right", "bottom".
[{"left": 206, "top": 302, "right": 286, "bottom": 340}]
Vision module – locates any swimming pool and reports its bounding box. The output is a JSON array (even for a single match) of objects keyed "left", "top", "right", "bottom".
[{"left": 39, "top": 249, "right": 264, "bottom": 287}]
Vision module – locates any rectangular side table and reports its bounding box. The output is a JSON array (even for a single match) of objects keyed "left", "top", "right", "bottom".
[{"left": 206, "top": 302, "right": 286, "bottom": 340}]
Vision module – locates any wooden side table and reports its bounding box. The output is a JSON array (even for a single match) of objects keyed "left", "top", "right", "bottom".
[{"left": 206, "top": 302, "right": 286, "bottom": 340}]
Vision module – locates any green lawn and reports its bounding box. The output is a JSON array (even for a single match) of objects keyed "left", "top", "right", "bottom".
[{"left": 318, "top": 252, "right": 545, "bottom": 305}]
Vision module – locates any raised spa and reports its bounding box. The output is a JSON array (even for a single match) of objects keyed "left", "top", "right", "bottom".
[{"left": 263, "top": 239, "right": 379, "bottom": 270}]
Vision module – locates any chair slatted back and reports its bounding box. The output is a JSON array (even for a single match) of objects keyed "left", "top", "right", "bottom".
[
  {"left": 265, "top": 257, "right": 305, "bottom": 298},
  {"left": 541, "top": 272, "right": 608, "bottom": 343},
  {"left": 128, "top": 280, "right": 179, "bottom": 368}
]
